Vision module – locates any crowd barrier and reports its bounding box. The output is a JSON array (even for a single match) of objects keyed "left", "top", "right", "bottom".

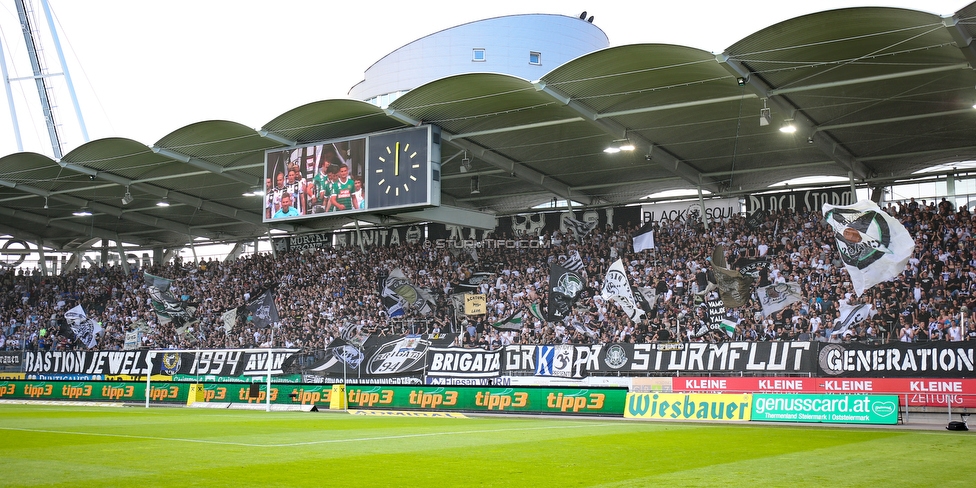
[
  {"left": 2, "top": 340, "right": 973, "bottom": 426},
  {"left": 3, "top": 377, "right": 974, "bottom": 426}
]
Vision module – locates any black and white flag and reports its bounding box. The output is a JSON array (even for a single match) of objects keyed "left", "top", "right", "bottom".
[
  {"left": 562, "top": 250, "right": 585, "bottom": 274},
  {"left": 601, "top": 259, "right": 644, "bottom": 321},
  {"left": 830, "top": 300, "right": 877, "bottom": 338},
  {"left": 246, "top": 290, "right": 280, "bottom": 328},
  {"left": 64, "top": 304, "right": 102, "bottom": 348},
  {"left": 632, "top": 221, "right": 655, "bottom": 252},
  {"left": 548, "top": 264, "right": 583, "bottom": 322},
  {"left": 144, "top": 271, "right": 196, "bottom": 327},
  {"left": 562, "top": 215, "right": 597, "bottom": 241},
  {"left": 745, "top": 209, "right": 769, "bottom": 230},
  {"left": 633, "top": 286, "right": 656, "bottom": 315},
  {"left": 823, "top": 200, "right": 915, "bottom": 296},
  {"left": 757, "top": 282, "right": 803, "bottom": 317},
  {"left": 453, "top": 271, "right": 493, "bottom": 293},
  {"left": 384, "top": 268, "right": 436, "bottom": 315}
]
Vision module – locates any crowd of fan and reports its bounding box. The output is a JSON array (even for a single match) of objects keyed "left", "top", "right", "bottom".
[{"left": 2, "top": 197, "right": 976, "bottom": 353}]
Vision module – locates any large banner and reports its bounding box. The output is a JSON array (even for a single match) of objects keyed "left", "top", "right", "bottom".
[
  {"left": 272, "top": 232, "right": 335, "bottom": 252},
  {"left": 640, "top": 198, "right": 739, "bottom": 225},
  {"left": 275, "top": 207, "right": 642, "bottom": 249},
  {"left": 0, "top": 351, "right": 21, "bottom": 369},
  {"left": 587, "top": 342, "right": 817, "bottom": 375},
  {"left": 426, "top": 347, "right": 501, "bottom": 378},
  {"left": 817, "top": 342, "right": 975, "bottom": 378},
  {"left": 429, "top": 342, "right": 974, "bottom": 378},
  {"left": 21, "top": 350, "right": 301, "bottom": 377},
  {"left": 420, "top": 342, "right": 818, "bottom": 378},
  {"left": 311, "top": 334, "right": 457, "bottom": 380},
  {"left": 428, "top": 207, "right": 639, "bottom": 241},
  {"left": 23, "top": 350, "right": 154, "bottom": 376},
  {"left": 745, "top": 186, "right": 855, "bottom": 213},
  {"left": 156, "top": 349, "right": 300, "bottom": 376},
  {"left": 334, "top": 224, "right": 427, "bottom": 248},
  {"left": 15, "top": 342, "right": 975, "bottom": 379}
]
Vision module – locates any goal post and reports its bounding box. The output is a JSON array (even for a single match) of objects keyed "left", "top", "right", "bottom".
[{"left": 143, "top": 347, "right": 288, "bottom": 412}]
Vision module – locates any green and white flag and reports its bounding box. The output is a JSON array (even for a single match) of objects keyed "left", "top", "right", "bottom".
[
  {"left": 492, "top": 311, "right": 525, "bottom": 331},
  {"left": 528, "top": 303, "right": 547, "bottom": 322},
  {"left": 719, "top": 319, "right": 737, "bottom": 338}
]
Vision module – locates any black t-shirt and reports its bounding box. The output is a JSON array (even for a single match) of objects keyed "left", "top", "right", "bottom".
[
  {"left": 916, "top": 327, "right": 929, "bottom": 343},
  {"left": 916, "top": 309, "right": 931, "bottom": 325},
  {"left": 781, "top": 308, "right": 794, "bottom": 322},
  {"left": 695, "top": 270, "right": 707, "bottom": 288},
  {"left": 947, "top": 276, "right": 963, "bottom": 293},
  {"left": 656, "top": 328, "right": 672, "bottom": 341},
  {"left": 920, "top": 277, "right": 934, "bottom": 293}
]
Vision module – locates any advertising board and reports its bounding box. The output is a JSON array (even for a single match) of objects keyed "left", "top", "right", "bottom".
[
  {"left": 752, "top": 394, "right": 899, "bottom": 424},
  {"left": 624, "top": 393, "right": 752, "bottom": 421}
]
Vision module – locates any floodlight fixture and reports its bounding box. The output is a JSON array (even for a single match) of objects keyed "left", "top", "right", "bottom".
[
  {"left": 605, "top": 140, "right": 635, "bottom": 154},
  {"left": 759, "top": 98, "right": 771, "bottom": 127}
]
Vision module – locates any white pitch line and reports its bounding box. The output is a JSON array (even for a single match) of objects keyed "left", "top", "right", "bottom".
[
  {"left": 0, "top": 427, "right": 266, "bottom": 447},
  {"left": 0, "top": 421, "right": 623, "bottom": 448}
]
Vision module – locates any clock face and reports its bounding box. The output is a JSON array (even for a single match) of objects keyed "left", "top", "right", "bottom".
[{"left": 367, "top": 127, "right": 430, "bottom": 209}]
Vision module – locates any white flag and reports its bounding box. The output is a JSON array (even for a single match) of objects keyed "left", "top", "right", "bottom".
[
  {"left": 80, "top": 320, "right": 103, "bottom": 348},
  {"left": 601, "top": 259, "right": 645, "bottom": 322},
  {"left": 823, "top": 200, "right": 914, "bottom": 296},
  {"left": 757, "top": 282, "right": 804, "bottom": 317},
  {"left": 64, "top": 304, "right": 87, "bottom": 325},
  {"left": 221, "top": 307, "right": 237, "bottom": 334},
  {"left": 632, "top": 221, "right": 655, "bottom": 252},
  {"left": 831, "top": 300, "right": 877, "bottom": 337}
]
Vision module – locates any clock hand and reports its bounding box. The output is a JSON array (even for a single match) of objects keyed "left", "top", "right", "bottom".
[{"left": 395, "top": 142, "right": 400, "bottom": 177}]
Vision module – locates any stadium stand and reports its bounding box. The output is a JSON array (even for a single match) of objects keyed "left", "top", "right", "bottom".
[{"left": 2, "top": 200, "right": 974, "bottom": 353}]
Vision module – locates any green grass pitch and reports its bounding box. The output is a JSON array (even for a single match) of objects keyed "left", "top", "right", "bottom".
[{"left": 1, "top": 404, "right": 974, "bottom": 487}]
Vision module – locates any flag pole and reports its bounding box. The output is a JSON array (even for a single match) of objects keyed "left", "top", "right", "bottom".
[
  {"left": 144, "top": 351, "right": 154, "bottom": 409},
  {"left": 266, "top": 326, "right": 274, "bottom": 412},
  {"left": 697, "top": 181, "right": 709, "bottom": 231}
]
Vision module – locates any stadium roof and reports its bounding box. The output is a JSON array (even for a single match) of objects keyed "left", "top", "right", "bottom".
[{"left": 1, "top": 5, "right": 975, "bottom": 251}]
